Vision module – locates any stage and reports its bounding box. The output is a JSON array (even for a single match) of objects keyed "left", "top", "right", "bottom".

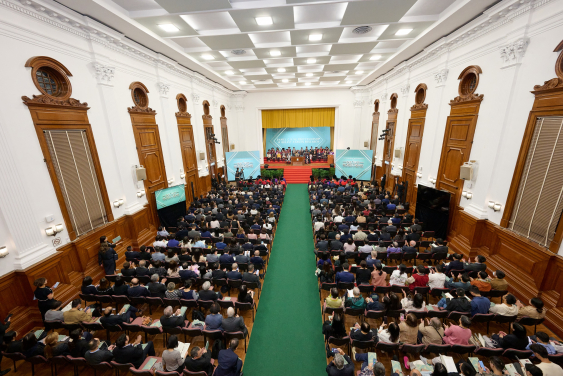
[{"left": 261, "top": 162, "right": 331, "bottom": 184}]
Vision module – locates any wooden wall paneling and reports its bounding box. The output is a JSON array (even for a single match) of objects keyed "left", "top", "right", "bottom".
[
  {"left": 382, "top": 94, "right": 398, "bottom": 191},
  {"left": 370, "top": 100, "right": 380, "bottom": 182},
  {"left": 202, "top": 101, "right": 217, "bottom": 180},
  {"left": 220, "top": 105, "right": 230, "bottom": 182},
  {"left": 128, "top": 82, "right": 168, "bottom": 227},
  {"left": 176, "top": 94, "right": 199, "bottom": 206},
  {"left": 402, "top": 84, "right": 428, "bottom": 212}
]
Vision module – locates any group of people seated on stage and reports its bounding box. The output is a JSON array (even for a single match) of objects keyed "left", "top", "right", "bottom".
[
  {"left": 307, "top": 180, "right": 563, "bottom": 376},
  {"left": 0, "top": 180, "right": 285, "bottom": 376},
  {"left": 265, "top": 146, "right": 333, "bottom": 163}
]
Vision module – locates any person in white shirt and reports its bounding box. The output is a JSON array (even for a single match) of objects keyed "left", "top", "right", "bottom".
[
  {"left": 314, "top": 217, "right": 325, "bottom": 232},
  {"left": 389, "top": 264, "right": 408, "bottom": 286},
  {"left": 530, "top": 343, "right": 563, "bottom": 376},
  {"left": 153, "top": 235, "right": 168, "bottom": 248},
  {"left": 262, "top": 222, "right": 272, "bottom": 231},
  {"left": 428, "top": 264, "right": 446, "bottom": 290},
  {"left": 489, "top": 293, "right": 519, "bottom": 316},
  {"left": 334, "top": 214, "right": 343, "bottom": 223},
  {"left": 209, "top": 219, "right": 220, "bottom": 229},
  {"left": 378, "top": 322, "right": 400, "bottom": 343}
]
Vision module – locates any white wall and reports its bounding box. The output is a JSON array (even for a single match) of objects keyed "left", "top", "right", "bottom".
[{"left": 0, "top": 0, "right": 562, "bottom": 277}]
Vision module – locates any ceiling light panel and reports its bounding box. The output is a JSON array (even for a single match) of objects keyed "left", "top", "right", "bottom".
[
  {"left": 158, "top": 24, "right": 179, "bottom": 32},
  {"left": 290, "top": 27, "right": 344, "bottom": 45},
  {"left": 255, "top": 17, "right": 272, "bottom": 25},
  {"left": 270, "top": 50, "right": 281, "bottom": 56},
  {"left": 309, "top": 34, "right": 323, "bottom": 41},
  {"left": 395, "top": 28, "right": 413, "bottom": 36},
  {"left": 277, "top": 68, "right": 286, "bottom": 72},
  {"left": 307, "top": 58, "right": 316, "bottom": 64},
  {"left": 136, "top": 15, "right": 198, "bottom": 37}
]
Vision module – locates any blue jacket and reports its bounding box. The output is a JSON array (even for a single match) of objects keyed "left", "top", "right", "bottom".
[
  {"left": 335, "top": 271, "right": 355, "bottom": 284},
  {"left": 470, "top": 296, "right": 491, "bottom": 316},
  {"left": 219, "top": 254, "right": 235, "bottom": 264}
]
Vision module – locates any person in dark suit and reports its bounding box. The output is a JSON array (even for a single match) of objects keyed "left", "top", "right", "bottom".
[
  {"left": 68, "top": 329, "right": 91, "bottom": 358},
  {"left": 184, "top": 346, "right": 215, "bottom": 376},
  {"left": 99, "top": 243, "right": 117, "bottom": 276},
  {"left": 219, "top": 251, "right": 235, "bottom": 265},
  {"left": 335, "top": 264, "right": 355, "bottom": 284},
  {"left": 326, "top": 348, "right": 354, "bottom": 376},
  {"left": 147, "top": 274, "right": 167, "bottom": 298},
  {"left": 410, "top": 219, "right": 422, "bottom": 233},
  {"left": 84, "top": 338, "right": 114, "bottom": 365},
  {"left": 125, "top": 246, "right": 140, "bottom": 262},
  {"left": 330, "top": 236, "right": 343, "bottom": 251},
  {"left": 211, "top": 263, "right": 228, "bottom": 280},
  {"left": 222, "top": 307, "right": 248, "bottom": 336},
  {"left": 179, "top": 263, "right": 199, "bottom": 281},
  {"left": 405, "top": 228, "right": 421, "bottom": 242},
  {"left": 138, "top": 246, "right": 152, "bottom": 262},
  {"left": 148, "top": 261, "right": 166, "bottom": 278},
  {"left": 385, "top": 220, "right": 397, "bottom": 233},
  {"left": 429, "top": 238, "right": 449, "bottom": 254},
  {"left": 226, "top": 264, "right": 242, "bottom": 280},
  {"left": 112, "top": 334, "right": 155, "bottom": 369},
  {"left": 81, "top": 276, "right": 98, "bottom": 295},
  {"left": 402, "top": 240, "right": 418, "bottom": 254},
  {"left": 214, "top": 339, "right": 242, "bottom": 376},
  {"left": 112, "top": 276, "right": 129, "bottom": 296},
  {"left": 135, "top": 260, "right": 150, "bottom": 277},
  {"left": 464, "top": 255, "right": 487, "bottom": 273},
  {"left": 128, "top": 278, "right": 149, "bottom": 298},
  {"left": 121, "top": 262, "right": 136, "bottom": 277},
  {"left": 198, "top": 281, "right": 222, "bottom": 301},
  {"left": 160, "top": 306, "right": 187, "bottom": 329},
  {"left": 99, "top": 306, "right": 139, "bottom": 327},
  {"left": 242, "top": 264, "right": 261, "bottom": 288},
  {"left": 445, "top": 253, "right": 465, "bottom": 275}
]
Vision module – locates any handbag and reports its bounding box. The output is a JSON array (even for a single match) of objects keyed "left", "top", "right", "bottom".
[
  {"left": 433, "top": 326, "right": 445, "bottom": 345},
  {"left": 141, "top": 316, "right": 153, "bottom": 326}
]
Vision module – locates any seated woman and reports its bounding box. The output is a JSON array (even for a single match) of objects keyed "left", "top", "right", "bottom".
[
  {"left": 419, "top": 318, "right": 445, "bottom": 345},
  {"left": 237, "top": 285, "right": 254, "bottom": 305},
  {"left": 165, "top": 282, "right": 181, "bottom": 299},
  {"left": 398, "top": 313, "right": 419, "bottom": 344},
  {"left": 343, "top": 238, "right": 356, "bottom": 253},
  {"left": 401, "top": 293, "right": 426, "bottom": 312},
  {"left": 489, "top": 293, "right": 518, "bottom": 316},
  {"left": 318, "top": 261, "right": 335, "bottom": 284},
  {"left": 113, "top": 276, "right": 129, "bottom": 296},
  {"left": 180, "top": 280, "right": 198, "bottom": 300},
  {"left": 247, "top": 229, "right": 258, "bottom": 240},
  {"left": 167, "top": 260, "right": 180, "bottom": 278},
  {"left": 365, "top": 294, "right": 385, "bottom": 311},
  {"left": 443, "top": 315, "right": 472, "bottom": 345},
  {"left": 322, "top": 312, "right": 347, "bottom": 340},
  {"left": 204, "top": 303, "right": 223, "bottom": 331},
  {"left": 165, "top": 250, "right": 179, "bottom": 264},
  {"left": 96, "top": 278, "right": 113, "bottom": 295},
  {"left": 325, "top": 288, "right": 343, "bottom": 309},
  {"left": 350, "top": 322, "right": 377, "bottom": 342},
  {"left": 517, "top": 297, "right": 546, "bottom": 319},
  {"left": 43, "top": 331, "right": 70, "bottom": 358},
  {"left": 386, "top": 242, "right": 402, "bottom": 257},
  {"left": 383, "top": 292, "right": 402, "bottom": 312},
  {"left": 389, "top": 264, "right": 408, "bottom": 286},
  {"left": 259, "top": 228, "right": 270, "bottom": 240},
  {"left": 492, "top": 322, "right": 528, "bottom": 350},
  {"left": 355, "top": 256, "right": 370, "bottom": 281},
  {"left": 162, "top": 335, "right": 185, "bottom": 373},
  {"left": 81, "top": 276, "right": 97, "bottom": 295},
  {"left": 193, "top": 235, "right": 206, "bottom": 248},
  {"left": 22, "top": 332, "right": 45, "bottom": 357},
  {"left": 236, "top": 228, "right": 246, "bottom": 239},
  {"left": 377, "top": 322, "right": 400, "bottom": 343}
]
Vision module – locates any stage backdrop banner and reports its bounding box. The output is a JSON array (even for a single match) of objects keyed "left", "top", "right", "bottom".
[
  {"left": 155, "top": 185, "right": 186, "bottom": 210},
  {"left": 226, "top": 151, "right": 260, "bottom": 181},
  {"left": 335, "top": 149, "right": 374, "bottom": 180},
  {"left": 265, "top": 127, "right": 331, "bottom": 151}
]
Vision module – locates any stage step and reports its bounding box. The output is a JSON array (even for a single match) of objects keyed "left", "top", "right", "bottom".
[{"left": 283, "top": 166, "right": 312, "bottom": 184}]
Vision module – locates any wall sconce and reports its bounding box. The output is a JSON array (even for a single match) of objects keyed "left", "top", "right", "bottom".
[
  {"left": 180, "top": 173, "right": 185, "bottom": 179},
  {"left": 465, "top": 192, "right": 473, "bottom": 199},
  {"left": 0, "top": 246, "right": 8, "bottom": 258},
  {"left": 429, "top": 177, "right": 436, "bottom": 184},
  {"left": 113, "top": 199, "right": 124, "bottom": 208},
  {"left": 416, "top": 172, "right": 423, "bottom": 178},
  {"left": 167, "top": 178, "right": 174, "bottom": 184},
  {"left": 137, "top": 190, "right": 145, "bottom": 198},
  {"left": 45, "top": 224, "right": 64, "bottom": 236},
  {"left": 488, "top": 201, "right": 502, "bottom": 211}
]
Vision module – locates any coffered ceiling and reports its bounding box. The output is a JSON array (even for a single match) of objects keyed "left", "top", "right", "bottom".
[{"left": 57, "top": 0, "right": 499, "bottom": 91}]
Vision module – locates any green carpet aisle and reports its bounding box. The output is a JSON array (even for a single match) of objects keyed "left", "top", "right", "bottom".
[{"left": 243, "top": 184, "right": 326, "bottom": 375}]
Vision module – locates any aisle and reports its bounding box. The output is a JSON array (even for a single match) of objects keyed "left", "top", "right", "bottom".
[{"left": 243, "top": 184, "right": 326, "bottom": 375}]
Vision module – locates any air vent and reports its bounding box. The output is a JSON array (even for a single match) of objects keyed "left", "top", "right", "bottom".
[
  {"left": 332, "top": 71, "right": 341, "bottom": 74},
  {"left": 231, "top": 49, "right": 246, "bottom": 55},
  {"left": 353, "top": 26, "right": 372, "bottom": 35}
]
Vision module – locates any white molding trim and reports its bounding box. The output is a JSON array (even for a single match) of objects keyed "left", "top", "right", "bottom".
[
  {"left": 433, "top": 69, "right": 449, "bottom": 87},
  {"left": 94, "top": 63, "right": 115, "bottom": 86},
  {"left": 499, "top": 37, "right": 530, "bottom": 68}
]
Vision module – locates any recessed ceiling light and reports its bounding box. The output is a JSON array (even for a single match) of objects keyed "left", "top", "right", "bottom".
[
  {"left": 158, "top": 24, "right": 179, "bottom": 33},
  {"left": 255, "top": 17, "right": 272, "bottom": 26},
  {"left": 309, "top": 34, "right": 322, "bottom": 41},
  {"left": 307, "top": 58, "right": 316, "bottom": 64},
  {"left": 239, "top": 81, "right": 247, "bottom": 84},
  {"left": 282, "top": 79, "right": 288, "bottom": 83},
  {"left": 395, "top": 29, "right": 412, "bottom": 36},
  {"left": 305, "top": 82, "right": 311, "bottom": 86},
  {"left": 277, "top": 68, "right": 286, "bottom": 73},
  {"left": 370, "top": 55, "right": 381, "bottom": 61},
  {"left": 270, "top": 50, "right": 281, "bottom": 57},
  {"left": 225, "top": 70, "right": 234, "bottom": 75},
  {"left": 346, "top": 81, "right": 352, "bottom": 84},
  {"left": 306, "top": 73, "right": 313, "bottom": 77},
  {"left": 356, "top": 71, "right": 364, "bottom": 74},
  {"left": 202, "top": 54, "right": 214, "bottom": 60}
]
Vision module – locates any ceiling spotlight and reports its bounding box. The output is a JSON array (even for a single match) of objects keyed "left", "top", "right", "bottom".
[
  {"left": 306, "top": 73, "right": 313, "bottom": 77},
  {"left": 255, "top": 17, "right": 273, "bottom": 26},
  {"left": 202, "top": 54, "right": 214, "bottom": 60},
  {"left": 307, "top": 58, "right": 316, "bottom": 64},
  {"left": 270, "top": 50, "right": 281, "bottom": 57},
  {"left": 158, "top": 24, "right": 179, "bottom": 32},
  {"left": 309, "top": 34, "right": 322, "bottom": 41},
  {"left": 305, "top": 82, "right": 311, "bottom": 86},
  {"left": 370, "top": 55, "right": 381, "bottom": 60},
  {"left": 225, "top": 70, "right": 234, "bottom": 75},
  {"left": 277, "top": 68, "right": 286, "bottom": 73},
  {"left": 282, "top": 79, "right": 288, "bottom": 83},
  {"left": 356, "top": 71, "right": 364, "bottom": 74},
  {"left": 239, "top": 81, "right": 247, "bottom": 84},
  {"left": 395, "top": 29, "right": 412, "bottom": 36}
]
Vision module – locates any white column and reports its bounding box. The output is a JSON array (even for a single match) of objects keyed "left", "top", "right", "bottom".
[
  {"left": 0, "top": 110, "right": 55, "bottom": 269},
  {"left": 93, "top": 63, "right": 145, "bottom": 215}
]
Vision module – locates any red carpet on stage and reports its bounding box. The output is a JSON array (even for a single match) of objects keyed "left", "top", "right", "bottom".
[{"left": 283, "top": 166, "right": 312, "bottom": 184}]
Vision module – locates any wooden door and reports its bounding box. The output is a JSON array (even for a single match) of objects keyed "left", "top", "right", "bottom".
[
  {"left": 370, "top": 102, "right": 380, "bottom": 182},
  {"left": 382, "top": 119, "right": 396, "bottom": 191},
  {"left": 220, "top": 116, "right": 229, "bottom": 181},
  {"left": 205, "top": 126, "right": 217, "bottom": 179},
  {"left": 130, "top": 113, "right": 168, "bottom": 226},
  {"left": 178, "top": 120, "right": 199, "bottom": 204},
  {"left": 402, "top": 102, "right": 428, "bottom": 211}
]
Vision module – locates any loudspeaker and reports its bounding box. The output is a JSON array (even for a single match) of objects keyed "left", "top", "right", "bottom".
[
  {"left": 135, "top": 167, "right": 146, "bottom": 181},
  {"left": 199, "top": 152, "right": 206, "bottom": 160},
  {"left": 394, "top": 148, "right": 402, "bottom": 158},
  {"left": 330, "top": 164, "right": 334, "bottom": 167},
  {"left": 264, "top": 164, "right": 269, "bottom": 168},
  {"left": 230, "top": 144, "right": 235, "bottom": 150},
  {"left": 364, "top": 141, "right": 369, "bottom": 147},
  {"left": 460, "top": 163, "right": 473, "bottom": 180}
]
